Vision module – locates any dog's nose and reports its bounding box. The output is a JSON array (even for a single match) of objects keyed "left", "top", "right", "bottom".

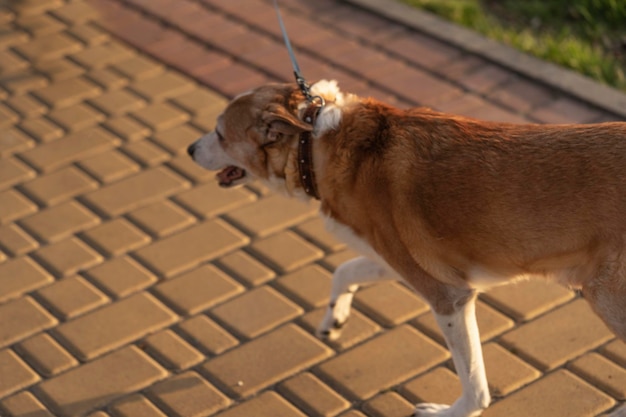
[{"left": 187, "top": 142, "right": 197, "bottom": 158}]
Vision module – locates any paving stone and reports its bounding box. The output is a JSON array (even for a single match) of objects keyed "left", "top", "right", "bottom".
[
  {"left": 500, "top": 299, "right": 614, "bottom": 371},
  {"left": 11, "top": 0, "right": 63, "bottom": 16},
  {"left": 300, "top": 307, "right": 382, "bottom": 351},
  {"left": 85, "top": 256, "right": 157, "bottom": 299},
  {"left": 568, "top": 352, "right": 626, "bottom": 400},
  {"left": 275, "top": 264, "right": 332, "bottom": 309},
  {"left": 354, "top": 281, "right": 429, "bottom": 327},
  {"left": 0, "top": 296, "right": 57, "bottom": 348},
  {"left": 17, "top": 332, "right": 79, "bottom": 376},
  {"left": 214, "top": 391, "right": 306, "bottom": 417},
  {"left": 14, "top": 32, "right": 81, "bottom": 61},
  {"left": 482, "top": 279, "right": 576, "bottom": 322},
  {"left": 133, "top": 219, "right": 249, "bottom": 277},
  {"left": 173, "top": 181, "right": 257, "bottom": 218},
  {"left": 167, "top": 154, "right": 217, "bottom": 183},
  {"left": 86, "top": 67, "right": 130, "bottom": 90},
  {"left": 32, "top": 76, "right": 101, "bottom": 108},
  {"left": 320, "top": 249, "right": 359, "bottom": 272},
  {"left": 170, "top": 88, "right": 227, "bottom": 116},
  {"left": 18, "top": 116, "right": 64, "bottom": 142},
  {"left": 110, "top": 394, "right": 167, "bottom": 417},
  {"left": 295, "top": 217, "right": 346, "bottom": 253},
  {"left": 82, "top": 167, "right": 189, "bottom": 217},
  {"left": 67, "top": 23, "right": 110, "bottom": 46},
  {"left": 81, "top": 218, "right": 151, "bottom": 257},
  {"left": 278, "top": 372, "right": 350, "bottom": 417},
  {"left": 0, "top": 349, "right": 39, "bottom": 398},
  {"left": 489, "top": 77, "right": 555, "bottom": 113},
  {"left": 36, "top": 275, "right": 109, "bottom": 320},
  {"left": 127, "top": 200, "right": 196, "bottom": 237},
  {"left": 6, "top": 93, "right": 47, "bottom": 117},
  {"left": 0, "top": 256, "right": 53, "bottom": 303},
  {"left": 77, "top": 150, "right": 140, "bottom": 184},
  {"left": 20, "top": 166, "right": 98, "bottom": 206},
  {"left": 249, "top": 231, "right": 324, "bottom": 273},
  {"left": 0, "top": 102, "right": 20, "bottom": 129},
  {"left": 176, "top": 315, "right": 238, "bottom": 356},
  {"left": 88, "top": 88, "right": 147, "bottom": 116},
  {"left": 71, "top": 42, "right": 135, "bottom": 69},
  {"left": 17, "top": 14, "right": 64, "bottom": 36},
  {"left": 400, "top": 366, "right": 461, "bottom": 405},
  {"left": 225, "top": 195, "right": 317, "bottom": 238},
  {"left": 0, "top": 189, "right": 37, "bottom": 225},
  {"left": 19, "top": 201, "right": 99, "bottom": 243},
  {"left": 482, "top": 370, "right": 614, "bottom": 417},
  {"left": 132, "top": 102, "right": 190, "bottom": 131},
  {"left": 0, "top": 127, "right": 35, "bottom": 156},
  {"left": 48, "top": 102, "right": 106, "bottom": 131},
  {"left": 0, "top": 224, "right": 39, "bottom": 256},
  {"left": 154, "top": 264, "right": 244, "bottom": 316},
  {"left": 0, "top": 50, "right": 29, "bottom": 77},
  {"left": 37, "top": 346, "right": 167, "bottom": 417},
  {"left": 211, "top": 286, "right": 303, "bottom": 339},
  {"left": 147, "top": 371, "right": 231, "bottom": 417},
  {"left": 54, "top": 292, "right": 177, "bottom": 360},
  {"left": 110, "top": 55, "right": 164, "bottom": 80},
  {"left": 129, "top": 71, "right": 194, "bottom": 101},
  {"left": 529, "top": 97, "right": 605, "bottom": 124},
  {"left": 0, "top": 157, "right": 35, "bottom": 190},
  {"left": 0, "top": 27, "right": 29, "bottom": 48},
  {"left": 32, "top": 237, "right": 103, "bottom": 277},
  {"left": 104, "top": 115, "right": 150, "bottom": 141},
  {"left": 0, "top": 391, "right": 55, "bottom": 417},
  {"left": 202, "top": 324, "right": 332, "bottom": 398},
  {"left": 217, "top": 250, "right": 275, "bottom": 287},
  {"left": 2, "top": 73, "right": 48, "bottom": 95},
  {"left": 601, "top": 340, "right": 626, "bottom": 367},
  {"left": 49, "top": 1, "right": 98, "bottom": 24},
  {"left": 363, "top": 391, "right": 415, "bottom": 417},
  {"left": 152, "top": 123, "right": 203, "bottom": 155},
  {"left": 143, "top": 329, "right": 204, "bottom": 371},
  {"left": 122, "top": 139, "right": 170, "bottom": 166},
  {"left": 316, "top": 325, "right": 449, "bottom": 400},
  {"left": 20, "top": 126, "right": 120, "bottom": 172},
  {"left": 482, "top": 342, "right": 541, "bottom": 397}
]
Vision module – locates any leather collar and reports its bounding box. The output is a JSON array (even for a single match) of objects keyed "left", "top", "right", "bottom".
[{"left": 298, "top": 103, "right": 322, "bottom": 200}]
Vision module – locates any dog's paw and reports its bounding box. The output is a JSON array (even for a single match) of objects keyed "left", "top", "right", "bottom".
[
  {"left": 315, "top": 314, "right": 346, "bottom": 341},
  {"left": 413, "top": 403, "right": 483, "bottom": 417}
]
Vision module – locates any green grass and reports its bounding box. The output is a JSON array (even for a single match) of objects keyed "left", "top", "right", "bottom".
[{"left": 401, "top": 0, "right": 626, "bottom": 92}]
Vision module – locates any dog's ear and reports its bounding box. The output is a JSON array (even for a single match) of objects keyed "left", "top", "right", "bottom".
[{"left": 262, "top": 104, "right": 312, "bottom": 142}]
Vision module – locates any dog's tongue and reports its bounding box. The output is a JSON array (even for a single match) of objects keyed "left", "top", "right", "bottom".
[{"left": 217, "top": 166, "right": 245, "bottom": 186}]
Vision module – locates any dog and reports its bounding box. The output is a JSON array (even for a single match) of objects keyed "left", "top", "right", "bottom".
[{"left": 188, "top": 79, "right": 626, "bottom": 417}]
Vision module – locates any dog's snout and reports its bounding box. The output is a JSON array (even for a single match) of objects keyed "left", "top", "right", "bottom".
[{"left": 187, "top": 142, "right": 197, "bottom": 158}]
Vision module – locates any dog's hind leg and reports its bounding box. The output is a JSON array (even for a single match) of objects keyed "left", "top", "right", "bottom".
[{"left": 317, "top": 256, "right": 396, "bottom": 340}]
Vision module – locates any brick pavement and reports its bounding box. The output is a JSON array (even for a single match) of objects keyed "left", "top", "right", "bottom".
[{"left": 1, "top": 0, "right": 625, "bottom": 416}]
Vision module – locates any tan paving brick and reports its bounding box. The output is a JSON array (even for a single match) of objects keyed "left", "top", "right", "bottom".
[
  {"left": 54, "top": 292, "right": 177, "bottom": 360},
  {"left": 49, "top": 1, "right": 98, "bottom": 24},
  {"left": 225, "top": 195, "right": 317, "bottom": 238},
  {"left": 170, "top": 88, "right": 227, "bottom": 116},
  {"left": 2, "top": 73, "right": 48, "bottom": 95},
  {"left": 363, "top": 391, "right": 414, "bottom": 417},
  {"left": 0, "top": 224, "right": 39, "bottom": 256},
  {"left": 36, "top": 275, "right": 109, "bottom": 319},
  {"left": 81, "top": 218, "right": 151, "bottom": 256},
  {"left": 249, "top": 231, "right": 324, "bottom": 273},
  {"left": 568, "top": 352, "right": 626, "bottom": 400},
  {"left": 0, "top": 256, "right": 53, "bottom": 303},
  {"left": 500, "top": 299, "right": 614, "bottom": 371},
  {"left": 110, "top": 55, "right": 164, "bottom": 80},
  {"left": 67, "top": 23, "right": 110, "bottom": 46},
  {"left": 167, "top": 154, "right": 216, "bottom": 182},
  {"left": 33, "top": 237, "right": 103, "bottom": 277},
  {"left": 14, "top": 32, "right": 81, "bottom": 61},
  {"left": 147, "top": 371, "right": 231, "bottom": 416},
  {"left": 0, "top": 189, "right": 37, "bottom": 224},
  {"left": 110, "top": 394, "right": 167, "bottom": 417},
  {"left": 130, "top": 72, "right": 194, "bottom": 101},
  {"left": 300, "top": 308, "right": 382, "bottom": 351},
  {"left": 127, "top": 200, "right": 196, "bottom": 237},
  {"left": 18, "top": 116, "right": 64, "bottom": 142},
  {"left": 482, "top": 280, "right": 575, "bottom": 322},
  {"left": 122, "top": 139, "right": 170, "bottom": 166},
  {"left": 295, "top": 217, "right": 346, "bottom": 253},
  {"left": 85, "top": 256, "right": 156, "bottom": 299},
  {"left": 482, "top": 370, "right": 614, "bottom": 417},
  {"left": 316, "top": 325, "right": 449, "bottom": 400},
  {"left": 483, "top": 342, "right": 541, "bottom": 397},
  {"left": 0, "top": 157, "right": 35, "bottom": 190},
  {"left": 86, "top": 67, "right": 129, "bottom": 90},
  {"left": 275, "top": 264, "right": 332, "bottom": 309},
  {"left": 0, "top": 349, "right": 39, "bottom": 397},
  {"left": 211, "top": 286, "right": 303, "bottom": 339},
  {"left": 321, "top": 249, "right": 359, "bottom": 271},
  {"left": 0, "top": 128, "right": 35, "bottom": 156},
  {"left": 203, "top": 324, "right": 332, "bottom": 398},
  {"left": 6, "top": 93, "right": 47, "bottom": 117},
  {"left": 81, "top": 167, "right": 189, "bottom": 217},
  {"left": 143, "top": 329, "right": 204, "bottom": 371},
  {"left": 0, "top": 391, "right": 55, "bottom": 417},
  {"left": 17, "top": 332, "right": 79, "bottom": 376},
  {"left": 154, "top": 264, "right": 244, "bottom": 316},
  {"left": 35, "top": 58, "right": 85, "bottom": 81},
  {"left": 87, "top": 88, "right": 147, "bottom": 116},
  {"left": 0, "top": 102, "right": 19, "bottom": 129},
  {"left": 217, "top": 250, "right": 276, "bottom": 287},
  {"left": 355, "top": 281, "right": 429, "bottom": 327},
  {"left": 173, "top": 181, "right": 257, "bottom": 218},
  {"left": 37, "top": 346, "right": 167, "bottom": 417},
  {"left": 133, "top": 219, "right": 249, "bottom": 277},
  {"left": 278, "top": 372, "right": 350, "bottom": 417},
  {"left": 151, "top": 123, "right": 203, "bottom": 155},
  {"left": 104, "top": 115, "right": 150, "bottom": 141},
  {"left": 0, "top": 296, "right": 57, "bottom": 348},
  {"left": 20, "top": 166, "right": 98, "bottom": 206},
  {"left": 20, "top": 201, "right": 100, "bottom": 242},
  {"left": 176, "top": 315, "right": 238, "bottom": 355},
  {"left": 32, "top": 76, "right": 101, "bottom": 108},
  {"left": 400, "top": 366, "right": 461, "bottom": 405},
  {"left": 71, "top": 42, "right": 135, "bottom": 69},
  {"left": 11, "top": 0, "right": 63, "bottom": 16},
  {"left": 17, "top": 14, "right": 65, "bottom": 36},
  {"left": 132, "top": 102, "right": 190, "bottom": 131},
  {"left": 48, "top": 102, "right": 106, "bottom": 131},
  {"left": 214, "top": 391, "right": 306, "bottom": 417},
  {"left": 0, "top": 27, "right": 29, "bottom": 49},
  {"left": 601, "top": 340, "right": 626, "bottom": 367},
  {"left": 77, "top": 149, "right": 140, "bottom": 183},
  {"left": 20, "top": 126, "right": 120, "bottom": 172},
  {"left": 0, "top": 50, "right": 29, "bottom": 78}
]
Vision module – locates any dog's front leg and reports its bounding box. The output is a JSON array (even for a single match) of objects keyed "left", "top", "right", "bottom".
[
  {"left": 414, "top": 294, "right": 490, "bottom": 417},
  {"left": 317, "top": 256, "right": 395, "bottom": 340}
]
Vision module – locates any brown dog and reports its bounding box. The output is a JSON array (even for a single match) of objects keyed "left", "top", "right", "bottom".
[{"left": 188, "top": 80, "right": 626, "bottom": 417}]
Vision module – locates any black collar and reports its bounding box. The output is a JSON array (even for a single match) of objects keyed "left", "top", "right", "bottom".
[{"left": 298, "top": 103, "right": 323, "bottom": 200}]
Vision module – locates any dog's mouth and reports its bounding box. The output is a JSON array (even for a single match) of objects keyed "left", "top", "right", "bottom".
[{"left": 217, "top": 166, "right": 246, "bottom": 187}]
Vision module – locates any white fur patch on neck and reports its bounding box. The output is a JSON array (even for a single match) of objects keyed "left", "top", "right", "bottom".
[{"left": 301, "top": 79, "right": 357, "bottom": 137}]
